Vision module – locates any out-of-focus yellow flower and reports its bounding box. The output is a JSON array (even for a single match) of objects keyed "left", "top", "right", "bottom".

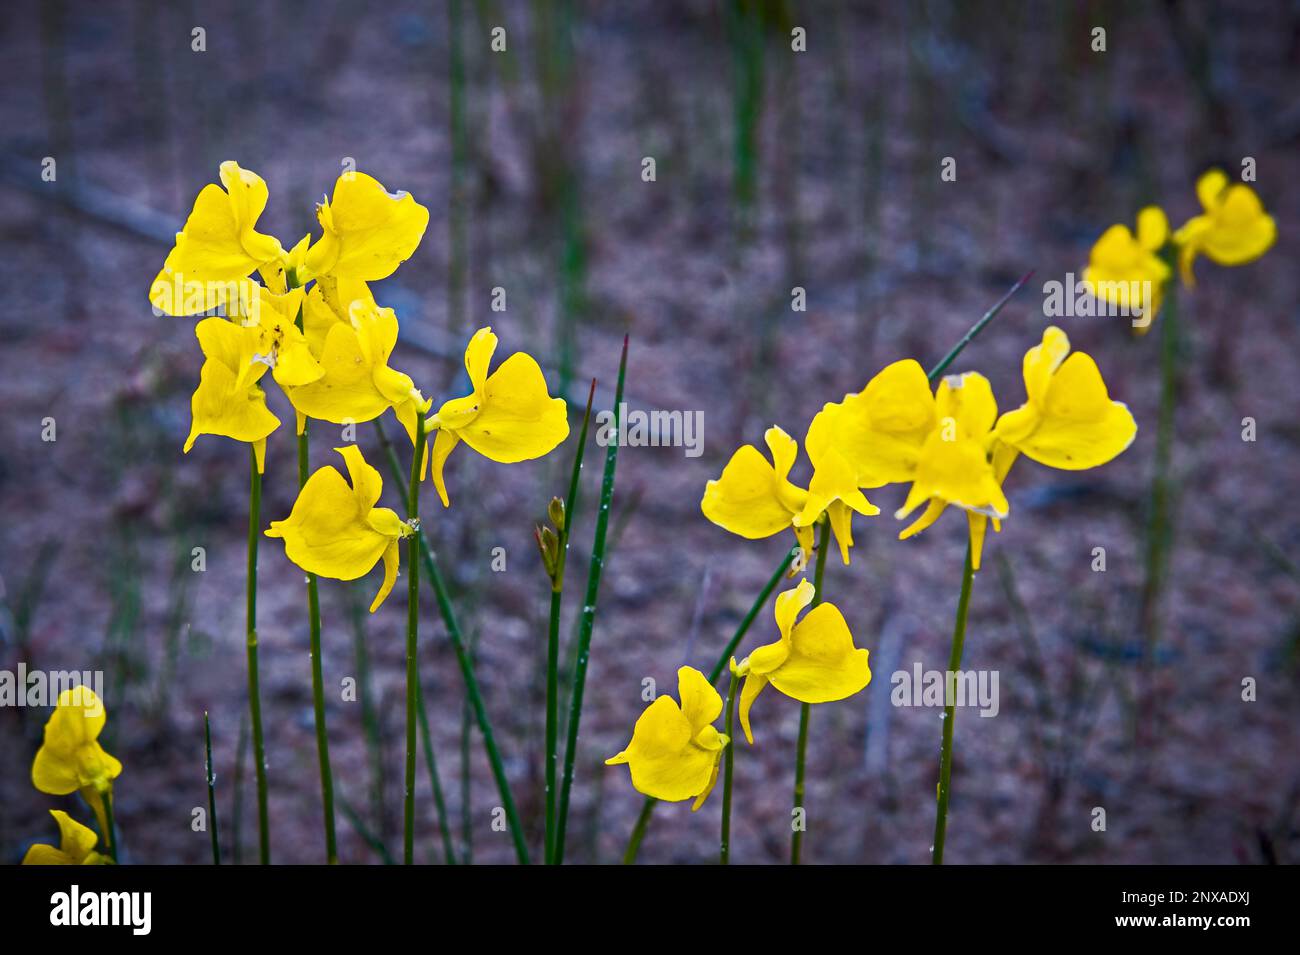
[
  {"left": 184, "top": 317, "right": 281, "bottom": 473},
  {"left": 702, "top": 425, "right": 815, "bottom": 559},
  {"left": 150, "top": 161, "right": 285, "bottom": 316},
  {"left": 895, "top": 372, "right": 1009, "bottom": 571},
  {"left": 994, "top": 326, "right": 1137, "bottom": 471},
  {"left": 427, "top": 327, "right": 569, "bottom": 507},
  {"left": 734, "top": 579, "right": 870, "bottom": 744},
  {"left": 1173, "top": 169, "right": 1276, "bottom": 286},
  {"left": 266, "top": 445, "right": 412, "bottom": 612},
  {"left": 1083, "top": 206, "right": 1171, "bottom": 332},
  {"left": 32, "top": 687, "right": 121, "bottom": 811},
  {"left": 284, "top": 299, "right": 430, "bottom": 468},
  {"left": 21, "top": 810, "right": 108, "bottom": 866},
  {"left": 605, "top": 666, "right": 730, "bottom": 810},
  {"left": 303, "top": 171, "right": 430, "bottom": 284}
]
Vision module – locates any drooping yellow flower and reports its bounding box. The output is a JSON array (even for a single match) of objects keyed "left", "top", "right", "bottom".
[
  {"left": 605, "top": 666, "right": 730, "bottom": 810},
  {"left": 1083, "top": 206, "right": 1171, "bottom": 332},
  {"left": 32, "top": 687, "right": 122, "bottom": 812},
  {"left": 184, "top": 317, "right": 281, "bottom": 473},
  {"left": 994, "top": 326, "right": 1137, "bottom": 471},
  {"left": 702, "top": 425, "right": 815, "bottom": 559},
  {"left": 734, "top": 579, "right": 871, "bottom": 744},
  {"left": 21, "top": 810, "right": 108, "bottom": 866},
  {"left": 150, "top": 161, "right": 285, "bottom": 316},
  {"left": 1173, "top": 169, "right": 1276, "bottom": 286},
  {"left": 303, "top": 171, "right": 430, "bottom": 284},
  {"left": 266, "top": 445, "right": 412, "bottom": 612},
  {"left": 427, "top": 327, "right": 570, "bottom": 507},
  {"left": 284, "top": 299, "right": 431, "bottom": 467}
]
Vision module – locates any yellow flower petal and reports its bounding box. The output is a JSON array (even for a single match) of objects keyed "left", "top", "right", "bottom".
[
  {"left": 455, "top": 353, "right": 569, "bottom": 462},
  {"left": 304, "top": 171, "right": 430, "bottom": 282},
  {"left": 32, "top": 688, "right": 120, "bottom": 796},
  {"left": 766, "top": 603, "right": 872, "bottom": 704}
]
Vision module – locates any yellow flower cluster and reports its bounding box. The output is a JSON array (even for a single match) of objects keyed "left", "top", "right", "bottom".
[
  {"left": 1085, "top": 169, "right": 1275, "bottom": 331},
  {"left": 23, "top": 687, "right": 117, "bottom": 865},
  {"left": 152, "top": 162, "right": 569, "bottom": 611}
]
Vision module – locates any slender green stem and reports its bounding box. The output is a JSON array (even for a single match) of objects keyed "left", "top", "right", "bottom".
[
  {"left": 926, "top": 271, "right": 1035, "bottom": 381},
  {"left": 720, "top": 668, "right": 740, "bottom": 865},
  {"left": 791, "top": 523, "right": 830, "bottom": 865},
  {"left": 299, "top": 416, "right": 337, "bottom": 864},
  {"left": 102, "top": 789, "right": 118, "bottom": 864},
  {"left": 1141, "top": 269, "right": 1179, "bottom": 652},
  {"left": 245, "top": 446, "right": 269, "bottom": 864},
  {"left": 374, "top": 420, "right": 531, "bottom": 865},
  {"left": 932, "top": 543, "right": 975, "bottom": 865},
  {"left": 555, "top": 337, "right": 629, "bottom": 865},
  {"left": 403, "top": 414, "right": 427, "bottom": 865},
  {"left": 623, "top": 544, "right": 797, "bottom": 864},
  {"left": 204, "top": 711, "right": 220, "bottom": 865},
  {"left": 547, "top": 379, "right": 597, "bottom": 864},
  {"left": 416, "top": 679, "right": 457, "bottom": 865}
]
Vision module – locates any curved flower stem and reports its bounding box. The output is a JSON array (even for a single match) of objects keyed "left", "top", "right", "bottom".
[
  {"left": 204, "top": 711, "right": 220, "bottom": 865},
  {"left": 298, "top": 417, "right": 337, "bottom": 864},
  {"left": 556, "top": 337, "right": 629, "bottom": 865},
  {"left": 622, "top": 544, "right": 798, "bottom": 864},
  {"left": 374, "top": 421, "right": 531, "bottom": 865},
  {"left": 791, "top": 521, "right": 830, "bottom": 866},
  {"left": 719, "top": 668, "right": 740, "bottom": 865},
  {"left": 932, "top": 543, "right": 974, "bottom": 865},
  {"left": 245, "top": 445, "right": 270, "bottom": 864},
  {"left": 403, "top": 414, "right": 427, "bottom": 865},
  {"left": 547, "top": 379, "right": 597, "bottom": 864}
]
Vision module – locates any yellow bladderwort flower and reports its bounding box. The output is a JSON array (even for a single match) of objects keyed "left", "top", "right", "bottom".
[
  {"left": 266, "top": 444, "right": 413, "bottom": 613},
  {"left": 426, "top": 327, "right": 570, "bottom": 507},
  {"left": 32, "top": 687, "right": 122, "bottom": 827},
  {"left": 799, "top": 416, "right": 881, "bottom": 563},
  {"left": 1083, "top": 206, "right": 1171, "bottom": 333},
  {"left": 895, "top": 372, "right": 1009, "bottom": 571},
  {"left": 284, "top": 298, "right": 431, "bottom": 465},
  {"left": 1173, "top": 169, "right": 1276, "bottom": 287},
  {"left": 184, "top": 316, "right": 282, "bottom": 473},
  {"left": 734, "top": 579, "right": 871, "bottom": 744},
  {"left": 605, "top": 666, "right": 730, "bottom": 810},
  {"left": 150, "top": 161, "right": 285, "bottom": 316},
  {"left": 22, "top": 810, "right": 108, "bottom": 866},
  {"left": 994, "top": 325, "right": 1138, "bottom": 471},
  {"left": 231, "top": 284, "right": 323, "bottom": 389},
  {"left": 303, "top": 171, "right": 431, "bottom": 285}
]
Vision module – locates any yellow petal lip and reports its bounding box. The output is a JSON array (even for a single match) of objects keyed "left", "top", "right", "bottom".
[
  {"left": 702, "top": 425, "right": 809, "bottom": 543},
  {"left": 604, "top": 666, "right": 728, "bottom": 806},
  {"left": 1173, "top": 170, "right": 1276, "bottom": 284},
  {"left": 22, "top": 810, "right": 104, "bottom": 866},
  {"left": 303, "top": 171, "right": 430, "bottom": 282}
]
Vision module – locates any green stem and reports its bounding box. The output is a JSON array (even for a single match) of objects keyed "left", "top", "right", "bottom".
[
  {"left": 555, "top": 337, "right": 629, "bottom": 865},
  {"left": 374, "top": 420, "right": 531, "bottom": 865},
  {"left": 720, "top": 668, "right": 740, "bottom": 865},
  {"left": 926, "top": 271, "right": 1035, "bottom": 381},
  {"left": 102, "top": 789, "right": 118, "bottom": 864},
  {"left": 1141, "top": 271, "right": 1179, "bottom": 653},
  {"left": 932, "top": 543, "right": 975, "bottom": 865},
  {"left": 416, "top": 679, "right": 457, "bottom": 865},
  {"left": 299, "top": 417, "right": 337, "bottom": 864},
  {"left": 547, "top": 379, "right": 597, "bottom": 864},
  {"left": 622, "top": 544, "right": 798, "bottom": 864},
  {"left": 245, "top": 446, "right": 270, "bottom": 864},
  {"left": 791, "top": 522, "right": 830, "bottom": 865},
  {"left": 204, "top": 711, "right": 220, "bottom": 865},
  {"left": 403, "top": 414, "right": 427, "bottom": 865}
]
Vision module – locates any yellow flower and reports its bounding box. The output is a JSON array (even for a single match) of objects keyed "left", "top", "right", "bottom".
[
  {"left": 21, "top": 810, "right": 108, "bottom": 866},
  {"left": 734, "top": 579, "right": 871, "bottom": 744},
  {"left": 798, "top": 414, "right": 881, "bottom": 563},
  {"left": 1083, "top": 206, "right": 1171, "bottom": 333},
  {"left": 994, "top": 326, "right": 1137, "bottom": 471},
  {"left": 184, "top": 317, "right": 281, "bottom": 473},
  {"left": 303, "top": 171, "right": 430, "bottom": 284},
  {"left": 427, "top": 327, "right": 570, "bottom": 507},
  {"left": 1173, "top": 169, "right": 1276, "bottom": 286},
  {"left": 284, "top": 299, "right": 430, "bottom": 466},
  {"left": 895, "top": 372, "right": 1009, "bottom": 570},
  {"left": 150, "top": 161, "right": 285, "bottom": 316},
  {"left": 232, "top": 285, "right": 323, "bottom": 389},
  {"left": 605, "top": 666, "right": 730, "bottom": 810},
  {"left": 266, "top": 444, "right": 412, "bottom": 612},
  {"left": 702, "top": 425, "right": 815, "bottom": 559},
  {"left": 32, "top": 687, "right": 121, "bottom": 809}
]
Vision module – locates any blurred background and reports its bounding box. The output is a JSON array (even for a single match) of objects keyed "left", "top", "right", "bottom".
[{"left": 1, "top": 0, "right": 1297, "bottom": 864}]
